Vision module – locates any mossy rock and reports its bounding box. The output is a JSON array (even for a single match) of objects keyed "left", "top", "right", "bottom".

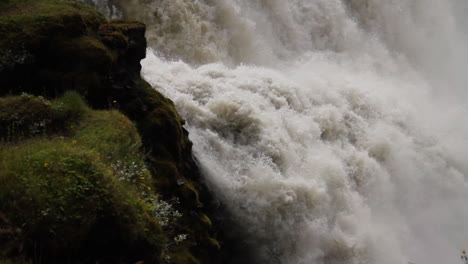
[
  {"left": 98, "top": 20, "right": 146, "bottom": 53},
  {"left": 0, "top": 0, "right": 222, "bottom": 262},
  {"left": 0, "top": 92, "right": 221, "bottom": 263},
  {"left": 99, "top": 29, "right": 129, "bottom": 50},
  {"left": 0, "top": 0, "right": 145, "bottom": 105},
  {"left": 177, "top": 183, "right": 202, "bottom": 209},
  {"left": 0, "top": 0, "right": 105, "bottom": 58},
  {"left": 116, "top": 78, "right": 185, "bottom": 162},
  {"left": 151, "top": 160, "right": 181, "bottom": 190},
  {"left": 197, "top": 213, "right": 213, "bottom": 230},
  {"left": 53, "top": 36, "right": 116, "bottom": 73},
  {"left": 0, "top": 93, "right": 167, "bottom": 263},
  {"left": 0, "top": 141, "right": 163, "bottom": 262},
  {"left": 0, "top": 92, "right": 87, "bottom": 141}
]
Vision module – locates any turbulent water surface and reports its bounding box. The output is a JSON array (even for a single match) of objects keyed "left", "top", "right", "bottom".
[{"left": 110, "top": 0, "right": 468, "bottom": 263}]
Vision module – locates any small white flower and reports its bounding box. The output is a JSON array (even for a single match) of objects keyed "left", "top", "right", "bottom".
[{"left": 174, "top": 234, "right": 188, "bottom": 244}]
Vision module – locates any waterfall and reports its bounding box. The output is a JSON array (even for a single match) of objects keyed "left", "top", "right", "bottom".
[{"left": 117, "top": 0, "right": 468, "bottom": 263}]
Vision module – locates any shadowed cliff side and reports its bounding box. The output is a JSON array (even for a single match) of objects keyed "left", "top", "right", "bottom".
[{"left": 0, "top": 0, "right": 220, "bottom": 263}]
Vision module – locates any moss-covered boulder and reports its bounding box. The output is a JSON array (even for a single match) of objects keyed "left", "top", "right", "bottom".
[
  {"left": 0, "top": 93, "right": 166, "bottom": 263},
  {"left": 0, "top": 0, "right": 145, "bottom": 107}
]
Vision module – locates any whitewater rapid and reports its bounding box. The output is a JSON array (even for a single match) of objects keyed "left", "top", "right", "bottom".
[{"left": 122, "top": 0, "right": 468, "bottom": 263}]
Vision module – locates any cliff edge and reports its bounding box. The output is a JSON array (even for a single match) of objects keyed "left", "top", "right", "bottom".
[{"left": 0, "top": 0, "right": 219, "bottom": 263}]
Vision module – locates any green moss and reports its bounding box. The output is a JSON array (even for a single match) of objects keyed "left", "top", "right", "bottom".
[
  {"left": 114, "top": 78, "right": 223, "bottom": 263},
  {"left": 0, "top": 93, "right": 170, "bottom": 262},
  {"left": 0, "top": 91, "right": 87, "bottom": 141},
  {"left": 0, "top": 0, "right": 104, "bottom": 26},
  {"left": 0, "top": 139, "right": 163, "bottom": 261},
  {"left": 197, "top": 213, "right": 213, "bottom": 230},
  {"left": 74, "top": 110, "right": 141, "bottom": 160},
  {"left": 0, "top": 0, "right": 105, "bottom": 69},
  {"left": 148, "top": 160, "right": 181, "bottom": 198},
  {"left": 121, "top": 78, "right": 185, "bottom": 162},
  {"left": 61, "top": 71, "right": 104, "bottom": 99},
  {"left": 99, "top": 29, "right": 129, "bottom": 50},
  {"left": 177, "top": 183, "right": 202, "bottom": 208},
  {"left": 54, "top": 90, "right": 89, "bottom": 115},
  {"left": 0, "top": 0, "right": 221, "bottom": 261},
  {"left": 201, "top": 236, "right": 221, "bottom": 251},
  {"left": 98, "top": 20, "right": 145, "bottom": 51},
  {"left": 0, "top": 92, "right": 223, "bottom": 263}
]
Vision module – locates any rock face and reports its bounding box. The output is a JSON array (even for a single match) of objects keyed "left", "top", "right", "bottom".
[
  {"left": 0, "top": 0, "right": 220, "bottom": 263},
  {"left": 0, "top": 1, "right": 144, "bottom": 107}
]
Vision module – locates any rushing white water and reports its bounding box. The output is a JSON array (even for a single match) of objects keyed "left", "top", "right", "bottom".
[{"left": 128, "top": 0, "right": 468, "bottom": 263}]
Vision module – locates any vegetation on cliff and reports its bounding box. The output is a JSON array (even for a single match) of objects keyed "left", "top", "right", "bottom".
[
  {"left": 1, "top": 92, "right": 165, "bottom": 263},
  {"left": 0, "top": 0, "right": 219, "bottom": 263}
]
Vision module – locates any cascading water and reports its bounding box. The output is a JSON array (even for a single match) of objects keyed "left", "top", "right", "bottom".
[{"left": 106, "top": 0, "right": 468, "bottom": 263}]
